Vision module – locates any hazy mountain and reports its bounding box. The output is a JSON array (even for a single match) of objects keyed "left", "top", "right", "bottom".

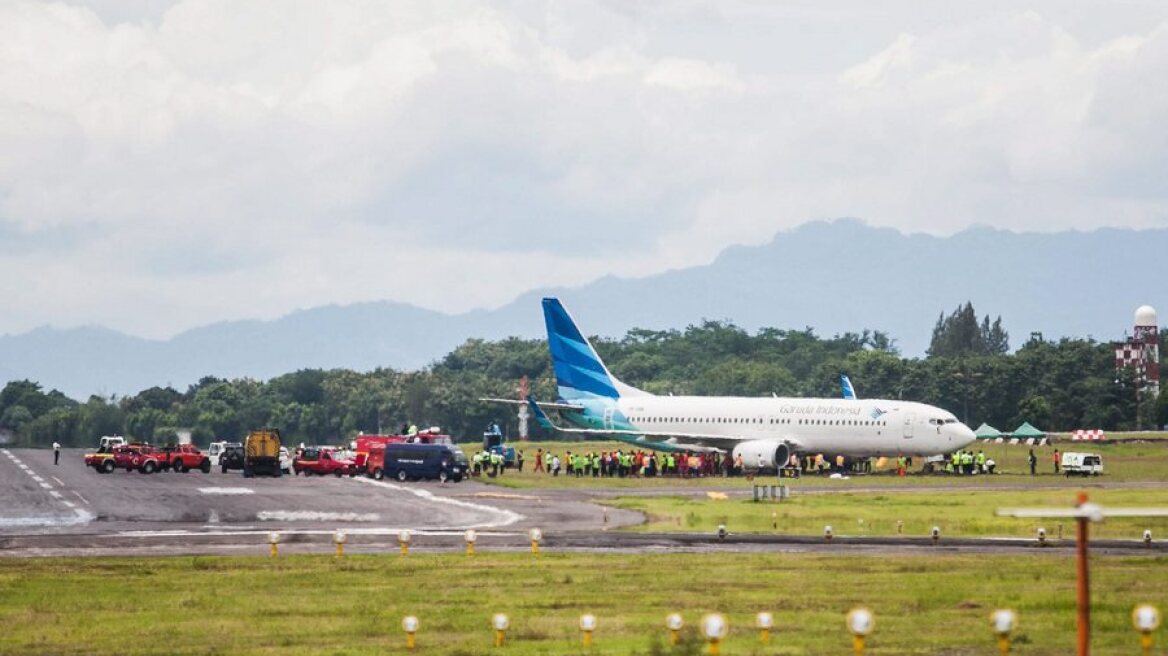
[{"left": 4, "top": 220, "right": 1163, "bottom": 398}]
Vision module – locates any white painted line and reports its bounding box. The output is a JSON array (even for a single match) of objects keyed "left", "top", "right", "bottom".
[
  {"left": 0, "top": 509, "right": 94, "bottom": 528},
  {"left": 52, "top": 476, "right": 65, "bottom": 486},
  {"left": 256, "top": 510, "right": 380, "bottom": 522},
  {"left": 18, "top": 464, "right": 29, "bottom": 471},
  {"left": 114, "top": 528, "right": 525, "bottom": 538},
  {"left": 63, "top": 500, "right": 76, "bottom": 509},
  {"left": 49, "top": 491, "right": 63, "bottom": 499},
  {"left": 73, "top": 491, "right": 90, "bottom": 505},
  {"left": 198, "top": 487, "right": 254, "bottom": 495},
  {"left": 31, "top": 475, "right": 44, "bottom": 483},
  {"left": 352, "top": 477, "right": 523, "bottom": 529},
  {"left": 38, "top": 482, "right": 53, "bottom": 490}
]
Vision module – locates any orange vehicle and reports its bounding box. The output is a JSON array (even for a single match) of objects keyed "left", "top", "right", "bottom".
[{"left": 163, "top": 444, "right": 212, "bottom": 474}]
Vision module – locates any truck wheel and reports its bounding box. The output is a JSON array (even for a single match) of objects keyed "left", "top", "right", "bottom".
[
  {"left": 221, "top": 464, "right": 228, "bottom": 474},
  {"left": 243, "top": 468, "right": 253, "bottom": 478},
  {"left": 141, "top": 461, "right": 157, "bottom": 474},
  {"left": 273, "top": 469, "right": 282, "bottom": 478},
  {"left": 333, "top": 470, "right": 342, "bottom": 478},
  {"left": 396, "top": 469, "right": 408, "bottom": 482},
  {"left": 173, "top": 461, "right": 185, "bottom": 473},
  {"left": 101, "top": 460, "right": 115, "bottom": 474},
  {"left": 371, "top": 468, "right": 383, "bottom": 480},
  {"left": 438, "top": 470, "right": 449, "bottom": 483},
  {"left": 200, "top": 460, "right": 211, "bottom": 474}
]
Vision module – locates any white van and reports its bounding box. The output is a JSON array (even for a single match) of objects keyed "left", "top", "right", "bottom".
[{"left": 1061, "top": 452, "right": 1103, "bottom": 477}]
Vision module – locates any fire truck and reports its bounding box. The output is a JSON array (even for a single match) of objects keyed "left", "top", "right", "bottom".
[
  {"left": 109, "top": 443, "right": 168, "bottom": 474},
  {"left": 162, "top": 444, "right": 213, "bottom": 473},
  {"left": 351, "top": 429, "right": 454, "bottom": 473}
]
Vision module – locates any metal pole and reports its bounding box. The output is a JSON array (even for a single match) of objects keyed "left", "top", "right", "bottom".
[{"left": 1076, "top": 493, "right": 1090, "bottom": 656}]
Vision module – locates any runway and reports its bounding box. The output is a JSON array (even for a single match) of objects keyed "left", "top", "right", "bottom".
[{"left": 2, "top": 448, "right": 1164, "bottom": 558}]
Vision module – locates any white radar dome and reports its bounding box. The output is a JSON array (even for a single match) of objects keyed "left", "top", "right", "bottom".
[{"left": 1135, "top": 305, "right": 1158, "bottom": 327}]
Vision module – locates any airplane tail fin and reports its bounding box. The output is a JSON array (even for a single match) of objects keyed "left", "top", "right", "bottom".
[
  {"left": 841, "top": 374, "right": 857, "bottom": 400},
  {"left": 542, "top": 298, "right": 648, "bottom": 400}
]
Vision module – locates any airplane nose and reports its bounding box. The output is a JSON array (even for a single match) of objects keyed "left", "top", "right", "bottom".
[{"left": 959, "top": 425, "right": 976, "bottom": 446}]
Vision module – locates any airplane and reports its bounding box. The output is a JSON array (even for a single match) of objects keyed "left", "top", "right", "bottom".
[
  {"left": 841, "top": 374, "right": 857, "bottom": 400},
  {"left": 519, "top": 298, "right": 976, "bottom": 469}
]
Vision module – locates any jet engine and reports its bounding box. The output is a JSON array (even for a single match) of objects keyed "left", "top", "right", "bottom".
[{"left": 731, "top": 440, "right": 792, "bottom": 471}]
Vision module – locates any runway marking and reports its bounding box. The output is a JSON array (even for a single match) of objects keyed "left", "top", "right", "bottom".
[
  {"left": 18, "top": 464, "right": 29, "bottom": 471},
  {"left": 256, "top": 510, "right": 380, "bottom": 522},
  {"left": 31, "top": 475, "right": 44, "bottom": 483},
  {"left": 353, "top": 478, "right": 523, "bottom": 529},
  {"left": 73, "top": 491, "right": 91, "bottom": 505},
  {"left": 49, "top": 490, "right": 63, "bottom": 499},
  {"left": 199, "top": 487, "right": 254, "bottom": 495},
  {"left": 63, "top": 500, "right": 76, "bottom": 509},
  {"left": 114, "top": 528, "right": 525, "bottom": 538},
  {"left": 52, "top": 476, "right": 65, "bottom": 486}
]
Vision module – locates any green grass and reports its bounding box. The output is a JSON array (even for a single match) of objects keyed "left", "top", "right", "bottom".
[
  {"left": 0, "top": 552, "right": 1165, "bottom": 654},
  {"left": 606, "top": 488, "right": 1168, "bottom": 539},
  {"left": 464, "top": 439, "right": 1168, "bottom": 489}
]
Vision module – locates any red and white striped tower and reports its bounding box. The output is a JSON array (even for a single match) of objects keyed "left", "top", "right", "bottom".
[{"left": 1116, "top": 305, "right": 1160, "bottom": 397}]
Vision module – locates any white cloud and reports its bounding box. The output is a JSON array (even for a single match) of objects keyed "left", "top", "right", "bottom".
[{"left": 1, "top": 1, "right": 1167, "bottom": 337}]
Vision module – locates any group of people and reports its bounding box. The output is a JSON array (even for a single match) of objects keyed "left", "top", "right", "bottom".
[
  {"left": 944, "top": 449, "right": 995, "bottom": 475},
  {"left": 529, "top": 448, "right": 758, "bottom": 478},
  {"left": 470, "top": 450, "right": 507, "bottom": 477}
]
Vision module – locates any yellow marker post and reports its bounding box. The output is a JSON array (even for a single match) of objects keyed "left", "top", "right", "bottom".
[
  {"left": 529, "top": 528, "right": 542, "bottom": 555},
  {"left": 402, "top": 616, "right": 419, "bottom": 651},
  {"left": 824, "top": 525, "right": 833, "bottom": 542},
  {"left": 579, "top": 613, "right": 597, "bottom": 647},
  {"left": 1037, "top": 527, "right": 1047, "bottom": 546},
  {"left": 666, "top": 613, "right": 684, "bottom": 646},
  {"left": 756, "top": 611, "right": 773, "bottom": 645},
  {"left": 333, "top": 530, "right": 346, "bottom": 557},
  {"left": 268, "top": 531, "right": 279, "bottom": 558},
  {"left": 466, "top": 529, "right": 477, "bottom": 557},
  {"left": 399, "top": 529, "right": 411, "bottom": 556},
  {"left": 1133, "top": 604, "right": 1161, "bottom": 656},
  {"left": 492, "top": 613, "right": 509, "bottom": 647},
  {"left": 847, "top": 607, "right": 874, "bottom": 656},
  {"left": 700, "top": 613, "right": 727, "bottom": 655},
  {"left": 990, "top": 609, "right": 1017, "bottom": 655},
  {"left": 931, "top": 526, "right": 940, "bottom": 545}
]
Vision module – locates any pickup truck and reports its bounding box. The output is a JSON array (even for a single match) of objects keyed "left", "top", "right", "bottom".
[
  {"left": 110, "top": 444, "right": 168, "bottom": 474},
  {"left": 163, "top": 444, "right": 212, "bottom": 473},
  {"left": 293, "top": 447, "right": 357, "bottom": 477}
]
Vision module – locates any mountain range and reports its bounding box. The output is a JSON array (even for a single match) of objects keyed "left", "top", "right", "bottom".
[{"left": 3, "top": 219, "right": 1163, "bottom": 399}]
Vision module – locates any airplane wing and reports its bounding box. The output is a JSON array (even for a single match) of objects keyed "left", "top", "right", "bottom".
[
  {"left": 479, "top": 397, "right": 586, "bottom": 412},
  {"left": 525, "top": 398, "right": 802, "bottom": 453}
]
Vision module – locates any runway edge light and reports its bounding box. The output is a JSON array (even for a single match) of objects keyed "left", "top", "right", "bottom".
[
  {"left": 847, "top": 607, "right": 874, "bottom": 655},
  {"left": 579, "top": 613, "right": 597, "bottom": 647},
  {"left": 700, "top": 613, "right": 728, "bottom": 656},
  {"left": 666, "top": 613, "right": 683, "bottom": 645},
  {"left": 990, "top": 609, "right": 1017, "bottom": 655},
  {"left": 1133, "top": 604, "right": 1160, "bottom": 655},
  {"left": 492, "top": 613, "right": 510, "bottom": 647},
  {"left": 402, "top": 615, "right": 419, "bottom": 650}
]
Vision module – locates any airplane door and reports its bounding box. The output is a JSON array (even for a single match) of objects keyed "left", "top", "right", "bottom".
[
  {"left": 603, "top": 408, "right": 615, "bottom": 430},
  {"left": 903, "top": 414, "right": 914, "bottom": 439}
]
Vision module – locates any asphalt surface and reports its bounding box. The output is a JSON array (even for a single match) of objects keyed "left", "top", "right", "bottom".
[{"left": 2, "top": 448, "right": 1165, "bottom": 558}]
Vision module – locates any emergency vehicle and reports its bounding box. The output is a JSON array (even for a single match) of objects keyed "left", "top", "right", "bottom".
[
  {"left": 293, "top": 446, "right": 358, "bottom": 477},
  {"left": 162, "top": 444, "right": 212, "bottom": 473},
  {"left": 365, "top": 442, "right": 468, "bottom": 482},
  {"left": 1061, "top": 452, "right": 1103, "bottom": 476},
  {"left": 351, "top": 429, "right": 454, "bottom": 473}
]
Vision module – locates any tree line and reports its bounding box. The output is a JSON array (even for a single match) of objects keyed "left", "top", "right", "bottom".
[{"left": 2, "top": 304, "right": 1165, "bottom": 448}]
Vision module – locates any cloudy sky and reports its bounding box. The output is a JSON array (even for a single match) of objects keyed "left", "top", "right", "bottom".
[{"left": 2, "top": 1, "right": 1167, "bottom": 338}]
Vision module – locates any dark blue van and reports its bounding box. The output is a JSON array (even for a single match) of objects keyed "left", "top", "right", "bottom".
[{"left": 371, "top": 443, "right": 468, "bottom": 482}]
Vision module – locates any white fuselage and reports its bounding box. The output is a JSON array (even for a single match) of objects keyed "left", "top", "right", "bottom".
[{"left": 615, "top": 395, "right": 975, "bottom": 457}]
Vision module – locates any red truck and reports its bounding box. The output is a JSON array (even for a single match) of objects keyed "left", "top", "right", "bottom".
[
  {"left": 293, "top": 446, "right": 357, "bottom": 477},
  {"left": 351, "top": 430, "right": 454, "bottom": 473},
  {"left": 162, "top": 444, "right": 212, "bottom": 473},
  {"left": 110, "top": 444, "right": 168, "bottom": 474}
]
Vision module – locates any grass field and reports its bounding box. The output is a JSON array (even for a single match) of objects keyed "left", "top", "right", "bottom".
[
  {"left": 463, "top": 439, "right": 1168, "bottom": 489},
  {"left": 1, "top": 552, "right": 1165, "bottom": 655},
  {"left": 604, "top": 488, "right": 1168, "bottom": 540}
]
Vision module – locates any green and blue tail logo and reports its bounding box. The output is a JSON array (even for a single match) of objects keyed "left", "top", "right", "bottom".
[{"left": 542, "top": 298, "right": 647, "bottom": 402}]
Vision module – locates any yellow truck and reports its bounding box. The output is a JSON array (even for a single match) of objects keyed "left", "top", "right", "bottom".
[{"left": 243, "top": 428, "right": 283, "bottom": 478}]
